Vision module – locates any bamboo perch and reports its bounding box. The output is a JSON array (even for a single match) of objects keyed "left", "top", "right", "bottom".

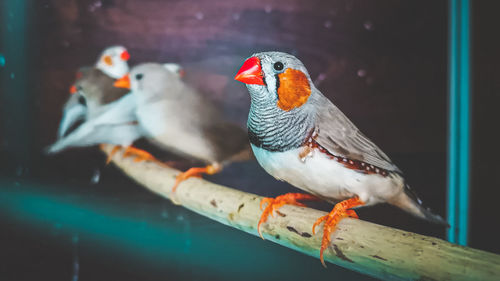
[{"left": 102, "top": 144, "right": 500, "bottom": 281}]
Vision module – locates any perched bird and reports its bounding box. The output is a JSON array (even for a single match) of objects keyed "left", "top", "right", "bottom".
[
  {"left": 234, "top": 51, "right": 447, "bottom": 266},
  {"left": 48, "top": 45, "right": 140, "bottom": 157},
  {"left": 46, "top": 92, "right": 146, "bottom": 158},
  {"left": 57, "top": 45, "right": 131, "bottom": 138},
  {"left": 46, "top": 69, "right": 145, "bottom": 158},
  {"left": 114, "top": 63, "right": 252, "bottom": 193},
  {"left": 57, "top": 68, "right": 90, "bottom": 138},
  {"left": 47, "top": 62, "right": 185, "bottom": 161}
]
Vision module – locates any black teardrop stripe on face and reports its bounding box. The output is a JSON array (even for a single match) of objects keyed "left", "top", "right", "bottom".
[
  {"left": 78, "top": 95, "right": 86, "bottom": 106},
  {"left": 275, "top": 74, "right": 280, "bottom": 94}
]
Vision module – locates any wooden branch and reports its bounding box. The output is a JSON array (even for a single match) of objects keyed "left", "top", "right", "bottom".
[{"left": 102, "top": 144, "right": 500, "bottom": 281}]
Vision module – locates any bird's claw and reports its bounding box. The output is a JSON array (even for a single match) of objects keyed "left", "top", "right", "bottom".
[
  {"left": 123, "top": 146, "right": 156, "bottom": 162},
  {"left": 171, "top": 164, "right": 222, "bottom": 195},
  {"left": 257, "top": 193, "right": 318, "bottom": 239},
  {"left": 105, "top": 145, "right": 122, "bottom": 164},
  {"left": 313, "top": 197, "right": 364, "bottom": 267}
]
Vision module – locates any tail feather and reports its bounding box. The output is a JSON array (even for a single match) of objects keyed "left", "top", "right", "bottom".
[
  {"left": 389, "top": 183, "right": 449, "bottom": 226},
  {"left": 44, "top": 120, "right": 96, "bottom": 155},
  {"left": 44, "top": 138, "right": 71, "bottom": 154}
]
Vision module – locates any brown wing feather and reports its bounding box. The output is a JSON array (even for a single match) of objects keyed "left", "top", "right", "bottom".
[
  {"left": 202, "top": 122, "right": 252, "bottom": 163},
  {"left": 76, "top": 68, "right": 128, "bottom": 105},
  {"left": 312, "top": 94, "right": 402, "bottom": 173}
]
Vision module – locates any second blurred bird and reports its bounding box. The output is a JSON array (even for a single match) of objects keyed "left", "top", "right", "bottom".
[
  {"left": 46, "top": 45, "right": 148, "bottom": 156},
  {"left": 114, "top": 63, "right": 252, "bottom": 194},
  {"left": 57, "top": 45, "right": 131, "bottom": 139}
]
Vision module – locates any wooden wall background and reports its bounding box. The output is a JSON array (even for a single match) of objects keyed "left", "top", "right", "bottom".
[{"left": 4, "top": 0, "right": 500, "bottom": 267}]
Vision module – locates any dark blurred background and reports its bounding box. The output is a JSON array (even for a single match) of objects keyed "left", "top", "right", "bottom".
[{"left": 0, "top": 0, "right": 498, "bottom": 280}]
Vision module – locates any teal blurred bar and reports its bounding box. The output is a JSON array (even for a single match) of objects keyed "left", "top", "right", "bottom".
[
  {"left": 447, "top": 0, "right": 471, "bottom": 245},
  {"left": 0, "top": 179, "right": 368, "bottom": 280},
  {"left": 0, "top": 0, "right": 32, "bottom": 168}
]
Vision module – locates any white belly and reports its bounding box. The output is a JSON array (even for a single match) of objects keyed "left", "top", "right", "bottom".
[
  {"left": 93, "top": 124, "right": 142, "bottom": 146},
  {"left": 251, "top": 144, "right": 404, "bottom": 205},
  {"left": 137, "top": 101, "right": 216, "bottom": 162},
  {"left": 136, "top": 102, "right": 169, "bottom": 137}
]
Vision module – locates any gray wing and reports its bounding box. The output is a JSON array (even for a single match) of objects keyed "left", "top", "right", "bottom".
[
  {"left": 202, "top": 122, "right": 252, "bottom": 163},
  {"left": 312, "top": 94, "right": 402, "bottom": 173},
  {"left": 46, "top": 93, "right": 141, "bottom": 154},
  {"left": 57, "top": 94, "right": 87, "bottom": 138}
]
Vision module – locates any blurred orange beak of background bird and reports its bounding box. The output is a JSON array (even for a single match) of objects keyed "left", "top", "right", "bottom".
[
  {"left": 234, "top": 57, "right": 265, "bottom": 85},
  {"left": 114, "top": 74, "right": 131, "bottom": 89},
  {"left": 69, "top": 85, "right": 77, "bottom": 94}
]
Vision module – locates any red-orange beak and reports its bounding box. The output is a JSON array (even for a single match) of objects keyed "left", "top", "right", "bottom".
[
  {"left": 114, "top": 74, "right": 131, "bottom": 89},
  {"left": 120, "top": 50, "right": 130, "bottom": 61},
  {"left": 234, "top": 56, "right": 265, "bottom": 85},
  {"left": 69, "top": 85, "right": 78, "bottom": 94},
  {"left": 178, "top": 69, "right": 185, "bottom": 78}
]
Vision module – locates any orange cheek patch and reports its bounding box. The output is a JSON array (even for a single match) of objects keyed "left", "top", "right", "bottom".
[
  {"left": 276, "top": 68, "right": 311, "bottom": 111},
  {"left": 103, "top": 55, "right": 113, "bottom": 66}
]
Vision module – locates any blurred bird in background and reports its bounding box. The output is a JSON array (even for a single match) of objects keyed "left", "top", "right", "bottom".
[
  {"left": 235, "top": 51, "right": 447, "bottom": 266},
  {"left": 114, "top": 63, "right": 252, "bottom": 196},
  {"left": 57, "top": 45, "right": 131, "bottom": 139},
  {"left": 47, "top": 47, "right": 185, "bottom": 163}
]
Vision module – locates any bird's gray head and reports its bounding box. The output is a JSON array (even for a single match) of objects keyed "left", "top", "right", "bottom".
[
  {"left": 235, "top": 51, "right": 314, "bottom": 111},
  {"left": 234, "top": 52, "right": 317, "bottom": 151},
  {"left": 122, "top": 63, "right": 182, "bottom": 103}
]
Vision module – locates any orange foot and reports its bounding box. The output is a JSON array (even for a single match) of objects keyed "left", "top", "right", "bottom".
[
  {"left": 123, "top": 146, "right": 156, "bottom": 163},
  {"left": 171, "top": 163, "right": 222, "bottom": 193},
  {"left": 312, "top": 197, "right": 364, "bottom": 267},
  {"left": 104, "top": 145, "right": 122, "bottom": 164},
  {"left": 258, "top": 193, "right": 318, "bottom": 239}
]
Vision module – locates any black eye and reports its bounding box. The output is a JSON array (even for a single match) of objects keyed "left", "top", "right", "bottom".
[
  {"left": 135, "top": 73, "right": 144, "bottom": 80},
  {"left": 273, "top": 62, "right": 284, "bottom": 71},
  {"left": 78, "top": 95, "right": 86, "bottom": 106}
]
